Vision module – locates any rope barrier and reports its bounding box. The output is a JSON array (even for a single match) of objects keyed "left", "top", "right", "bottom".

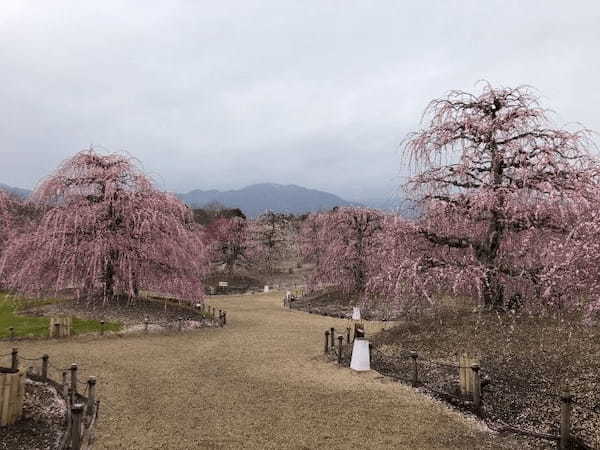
[
  {"left": 486, "top": 417, "right": 560, "bottom": 442},
  {"left": 48, "top": 362, "right": 69, "bottom": 373},
  {"left": 419, "top": 383, "right": 464, "bottom": 401},
  {"left": 419, "top": 358, "right": 462, "bottom": 369},
  {"left": 20, "top": 356, "right": 44, "bottom": 361},
  {"left": 370, "top": 347, "right": 412, "bottom": 360}
]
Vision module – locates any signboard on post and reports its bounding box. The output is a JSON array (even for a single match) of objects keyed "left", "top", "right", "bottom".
[{"left": 218, "top": 282, "right": 228, "bottom": 287}]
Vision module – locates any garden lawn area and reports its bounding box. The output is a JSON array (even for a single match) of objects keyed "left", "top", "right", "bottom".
[{"left": 0, "top": 292, "right": 121, "bottom": 339}]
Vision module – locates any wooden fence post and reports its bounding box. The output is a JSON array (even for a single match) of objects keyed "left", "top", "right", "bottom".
[
  {"left": 70, "top": 363, "right": 78, "bottom": 395},
  {"left": 100, "top": 320, "right": 105, "bottom": 336},
  {"left": 560, "top": 386, "right": 572, "bottom": 450},
  {"left": 223, "top": 312, "right": 227, "bottom": 325},
  {"left": 54, "top": 322, "right": 60, "bottom": 338},
  {"left": 87, "top": 377, "right": 96, "bottom": 416},
  {"left": 330, "top": 328, "right": 335, "bottom": 349},
  {"left": 71, "top": 403, "right": 84, "bottom": 450},
  {"left": 218, "top": 310, "right": 223, "bottom": 327},
  {"left": 9, "top": 327, "right": 14, "bottom": 341},
  {"left": 144, "top": 318, "right": 149, "bottom": 333},
  {"left": 11, "top": 348, "right": 18, "bottom": 370},
  {"left": 178, "top": 317, "right": 183, "bottom": 332},
  {"left": 346, "top": 327, "right": 351, "bottom": 345},
  {"left": 41, "top": 354, "right": 49, "bottom": 380},
  {"left": 324, "top": 331, "right": 330, "bottom": 353},
  {"left": 62, "top": 371, "right": 68, "bottom": 399},
  {"left": 471, "top": 363, "right": 481, "bottom": 413},
  {"left": 410, "top": 351, "right": 418, "bottom": 387},
  {"left": 337, "top": 335, "right": 344, "bottom": 365},
  {"left": 369, "top": 343, "right": 373, "bottom": 366}
]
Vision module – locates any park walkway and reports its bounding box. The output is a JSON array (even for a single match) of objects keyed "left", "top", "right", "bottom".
[{"left": 2, "top": 292, "right": 517, "bottom": 449}]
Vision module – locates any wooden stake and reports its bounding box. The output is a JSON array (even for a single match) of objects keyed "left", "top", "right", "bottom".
[
  {"left": 471, "top": 363, "right": 481, "bottom": 413},
  {"left": 11, "top": 348, "right": 18, "bottom": 370},
  {"left": 410, "top": 351, "right": 418, "bottom": 387},
  {"left": 560, "top": 386, "right": 572, "bottom": 450},
  {"left": 71, "top": 403, "right": 84, "bottom": 450},
  {"left": 41, "top": 354, "right": 49, "bottom": 380},
  {"left": 330, "top": 327, "right": 335, "bottom": 348},
  {"left": 62, "top": 371, "right": 68, "bottom": 399},
  {"left": 324, "top": 331, "right": 330, "bottom": 353},
  {"left": 87, "top": 377, "right": 96, "bottom": 416},
  {"left": 70, "top": 364, "right": 78, "bottom": 395},
  {"left": 337, "top": 336, "right": 343, "bottom": 364}
]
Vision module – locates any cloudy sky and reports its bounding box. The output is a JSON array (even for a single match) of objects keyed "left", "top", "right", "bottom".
[{"left": 1, "top": 1, "right": 599, "bottom": 201}]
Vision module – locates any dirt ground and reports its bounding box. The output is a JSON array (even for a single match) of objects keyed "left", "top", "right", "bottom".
[{"left": 1, "top": 292, "right": 522, "bottom": 449}]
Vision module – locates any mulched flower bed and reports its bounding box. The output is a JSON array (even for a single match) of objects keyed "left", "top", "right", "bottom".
[
  {"left": 369, "top": 309, "right": 600, "bottom": 449},
  {"left": 0, "top": 379, "right": 66, "bottom": 450},
  {"left": 21, "top": 295, "right": 216, "bottom": 333},
  {"left": 203, "top": 273, "right": 264, "bottom": 295},
  {"left": 288, "top": 289, "right": 406, "bottom": 320}
]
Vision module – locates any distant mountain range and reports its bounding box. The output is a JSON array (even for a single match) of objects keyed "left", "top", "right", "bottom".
[
  {"left": 0, "top": 181, "right": 416, "bottom": 218},
  {"left": 177, "top": 183, "right": 358, "bottom": 217},
  {"left": 0, "top": 181, "right": 358, "bottom": 217},
  {"left": 0, "top": 183, "right": 31, "bottom": 199}
]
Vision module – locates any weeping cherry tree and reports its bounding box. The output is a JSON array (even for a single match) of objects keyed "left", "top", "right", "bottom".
[{"left": 2, "top": 149, "right": 208, "bottom": 305}]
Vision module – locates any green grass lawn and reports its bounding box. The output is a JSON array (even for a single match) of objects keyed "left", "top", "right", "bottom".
[{"left": 0, "top": 292, "right": 121, "bottom": 339}]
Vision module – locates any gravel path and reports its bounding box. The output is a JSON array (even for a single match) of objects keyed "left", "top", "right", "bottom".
[{"left": 1, "top": 292, "right": 519, "bottom": 449}]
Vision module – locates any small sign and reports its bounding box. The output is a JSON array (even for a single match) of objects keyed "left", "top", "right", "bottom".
[
  {"left": 352, "top": 307, "right": 361, "bottom": 321},
  {"left": 218, "top": 281, "right": 228, "bottom": 287}
]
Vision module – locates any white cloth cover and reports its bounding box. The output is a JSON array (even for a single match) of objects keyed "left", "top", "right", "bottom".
[
  {"left": 264, "top": 285, "right": 270, "bottom": 293},
  {"left": 286, "top": 290, "right": 291, "bottom": 299},
  {"left": 352, "top": 307, "right": 361, "bottom": 321},
  {"left": 350, "top": 339, "right": 370, "bottom": 371}
]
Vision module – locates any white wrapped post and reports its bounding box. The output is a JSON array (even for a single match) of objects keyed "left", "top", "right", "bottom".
[
  {"left": 264, "top": 285, "right": 270, "bottom": 293},
  {"left": 350, "top": 339, "right": 370, "bottom": 371},
  {"left": 352, "top": 307, "right": 361, "bottom": 321}
]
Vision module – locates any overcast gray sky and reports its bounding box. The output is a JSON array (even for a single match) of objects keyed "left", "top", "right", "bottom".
[{"left": 1, "top": 1, "right": 599, "bottom": 201}]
